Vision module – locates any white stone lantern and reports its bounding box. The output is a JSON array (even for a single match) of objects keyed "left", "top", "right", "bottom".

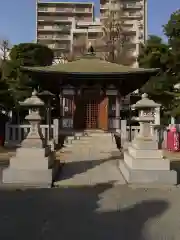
[
  {"left": 19, "top": 89, "right": 45, "bottom": 147},
  {"left": 3, "top": 89, "right": 53, "bottom": 187},
  {"left": 119, "top": 93, "right": 177, "bottom": 185},
  {"left": 132, "top": 93, "right": 161, "bottom": 139}
]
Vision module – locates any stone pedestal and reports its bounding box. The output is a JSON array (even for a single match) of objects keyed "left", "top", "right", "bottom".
[
  {"left": 119, "top": 93, "right": 177, "bottom": 185},
  {"left": 120, "top": 138, "right": 177, "bottom": 184},
  {"left": 2, "top": 91, "right": 53, "bottom": 187},
  {"left": 3, "top": 147, "right": 52, "bottom": 187}
]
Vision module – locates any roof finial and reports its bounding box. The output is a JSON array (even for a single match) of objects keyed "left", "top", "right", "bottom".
[
  {"left": 87, "top": 42, "right": 95, "bottom": 54},
  {"left": 142, "top": 93, "right": 148, "bottom": 99},
  {"left": 32, "top": 89, "right": 37, "bottom": 96}
]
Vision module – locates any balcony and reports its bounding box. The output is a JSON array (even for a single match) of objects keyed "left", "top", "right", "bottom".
[
  {"left": 73, "top": 27, "right": 102, "bottom": 34},
  {"left": 75, "top": 17, "right": 93, "bottom": 22},
  {"left": 39, "top": 7, "right": 92, "bottom": 13},
  {"left": 100, "top": 4, "right": 109, "bottom": 9},
  {"left": 122, "top": 12, "right": 143, "bottom": 18},
  {"left": 38, "top": 35, "right": 71, "bottom": 41},
  {"left": 100, "top": 3, "right": 121, "bottom": 11},
  {"left": 75, "top": 8, "right": 92, "bottom": 13},
  {"left": 56, "top": 8, "right": 73, "bottom": 12},
  {"left": 38, "top": 25, "right": 71, "bottom": 32},
  {"left": 49, "top": 43, "right": 70, "bottom": 49},
  {"left": 38, "top": 7, "right": 49, "bottom": 12},
  {"left": 38, "top": 16, "right": 73, "bottom": 22},
  {"left": 123, "top": 3, "right": 142, "bottom": 9}
]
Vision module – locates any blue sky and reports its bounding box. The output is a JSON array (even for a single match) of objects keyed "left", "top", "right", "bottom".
[{"left": 0, "top": 0, "right": 179, "bottom": 44}]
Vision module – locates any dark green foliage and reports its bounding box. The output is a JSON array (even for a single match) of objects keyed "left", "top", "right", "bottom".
[
  {"left": 0, "top": 67, "right": 13, "bottom": 110},
  {"left": 138, "top": 10, "right": 180, "bottom": 119},
  {"left": 138, "top": 36, "right": 174, "bottom": 110},
  {"left": 163, "top": 10, "right": 180, "bottom": 79},
  {"left": 0, "top": 43, "right": 54, "bottom": 111},
  {"left": 10, "top": 43, "right": 54, "bottom": 66}
]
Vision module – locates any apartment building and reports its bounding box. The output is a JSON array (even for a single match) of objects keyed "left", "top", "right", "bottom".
[
  {"left": 100, "top": 0, "right": 147, "bottom": 66},
  {"left": 36, "top": 1, "right": 102, "bottom": 57},
  {"left": 36, "top": 0, "right": 147, "bottom": 66},
  {"left": 100, "top": 0, "right": 147, "bottom": 41}
]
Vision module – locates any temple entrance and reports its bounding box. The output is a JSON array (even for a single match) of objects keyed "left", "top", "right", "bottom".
[
  {"left": 85, "top": 98, "right": 99, "bottom": 129},
  {"left": 74, "top": 89, "right": 108, "bottom": 130}
]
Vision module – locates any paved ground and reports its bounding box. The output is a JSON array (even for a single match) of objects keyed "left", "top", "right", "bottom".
[
  {"left": 0, "top": 136, "right": 180, "bottom": 239},
  {"left": 55, "top": 134, "right": 126, "bottom": 186},
  {"left": 0, "top": 185, "right": 180, "bottom": 239}
]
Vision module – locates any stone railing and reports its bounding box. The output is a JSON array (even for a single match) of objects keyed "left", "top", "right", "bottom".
[
  {"left": 121, "top": 125, "right": 168, "bottom": 149},
  {"left": 5, "top": 119, "right": 59, "bottom": 147}
]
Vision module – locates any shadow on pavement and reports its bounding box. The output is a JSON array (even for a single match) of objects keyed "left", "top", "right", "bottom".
[
  {"left": 57, "top": 159, "right": 113, "bottom": 181},
  {"left": 0, "top": 183, "right": 168, "bottom": 240}
]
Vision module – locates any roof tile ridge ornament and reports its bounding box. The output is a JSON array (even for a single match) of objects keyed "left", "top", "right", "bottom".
[
  {"left": 82, "top": 41, "right": 97, "bottom": 59},
  {"left": 142, "top": 93, "right": 148, "bottom": 99},
  {"left": 32, "top": 89, "right": 38, "bottom": 96}
]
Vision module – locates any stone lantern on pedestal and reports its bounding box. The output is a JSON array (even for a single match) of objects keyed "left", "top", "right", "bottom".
[
  {"left": 119, "top": 93, "right": 177, "bottom": 185},
  {"left": 19, "top": 89, "right": 45, "bottom": 147},
  {"left": 3, "top": 90, "right": 53, "bottom": 187}
]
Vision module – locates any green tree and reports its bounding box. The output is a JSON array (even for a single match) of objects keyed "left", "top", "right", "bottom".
[
  {"left": 163, "top": 9, "right": 180, "bottom": 82},
  {"left": 138, "top": 35, "right": 174, "bottom": 107},
  {"left": 2, "top": 43, "right": 54, "bottom": 103},
  {"left": 138, "top": 10, "right": 180, "bottom": 121},
  {"left": 10, "top": 43, "right": 54, "bottom": 66},
  {"left": 0, "top": 68, "right": 13, "bottom": 111},
  {"left": 162, "top": 10, "right": 180, "bottom": 118}
]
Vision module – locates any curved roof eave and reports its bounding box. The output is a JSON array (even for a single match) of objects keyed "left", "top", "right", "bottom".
[{"left": 20, "top": 66, "right": 160, "bottom": 76}]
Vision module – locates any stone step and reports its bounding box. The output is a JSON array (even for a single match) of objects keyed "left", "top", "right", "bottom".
[
  {"left": 71, "top": 141, "right": 92, "bottom": 145},
  {"left": 65, "top": 139, "right": 73, "bottom": 144},
  {"left": 88, "top": 133, "right": 113, "bottom": 137},
  {"left": 62, "top": 144, "right": 73, "bottom": 149},
  {"left": 74, "top": 132, "right": 84, "bottom": 137},
  {"left": 66, "top": 136, "right": 75, "bottom": 140}
]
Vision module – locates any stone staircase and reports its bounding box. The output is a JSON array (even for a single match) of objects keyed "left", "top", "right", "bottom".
[{"left": 54, "top": 131, "right": 125, "bottom": 187}]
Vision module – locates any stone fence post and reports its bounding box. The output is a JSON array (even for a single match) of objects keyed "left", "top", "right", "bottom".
[
  {"left": 53, "top": 119, "right": 59, "bottom": 144},
  {"left": 120, "top": 120, "right": 127, "bottom": 145}
]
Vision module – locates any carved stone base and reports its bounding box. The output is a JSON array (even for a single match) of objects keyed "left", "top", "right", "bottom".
[
  {"left": 119, "top": 152, "right": 177, "bottom": 185},
  {"left": 2, "top": 147, "right": 53, "bottom": 187},
  {"left": 3, "top": 168, "right": 52, "bottom": 187}
]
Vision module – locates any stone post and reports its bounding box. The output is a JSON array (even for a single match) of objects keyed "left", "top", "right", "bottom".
[
  {"left": 3, "top": 90, "right": 53, "bottom": 187},
  {"left": 119, "top": 93, "right": 177, "bottom": 185},
  {"left": 53, "top": 118, "right": 59, "bottom": 144},
  {"left": 170, "top": 116, "right": 175, "bottom": 125},
  {"left": 154, "top": 107, "right": 160, "bottom": 125},
  {"left": 115, "top": 94, "right": 121, "bottom": 133},
  {"left": 120, "top": 120, "right": 127, "bottom": 146}
]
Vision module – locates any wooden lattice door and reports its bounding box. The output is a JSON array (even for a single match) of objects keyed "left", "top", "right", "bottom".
[{"left": 85, "top": 99, "right": 99, "bottom": 129}]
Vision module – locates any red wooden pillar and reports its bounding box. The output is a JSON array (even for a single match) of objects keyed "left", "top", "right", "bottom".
[{"left": 99, "top": 96, "right": 108, "bottom": 130}]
